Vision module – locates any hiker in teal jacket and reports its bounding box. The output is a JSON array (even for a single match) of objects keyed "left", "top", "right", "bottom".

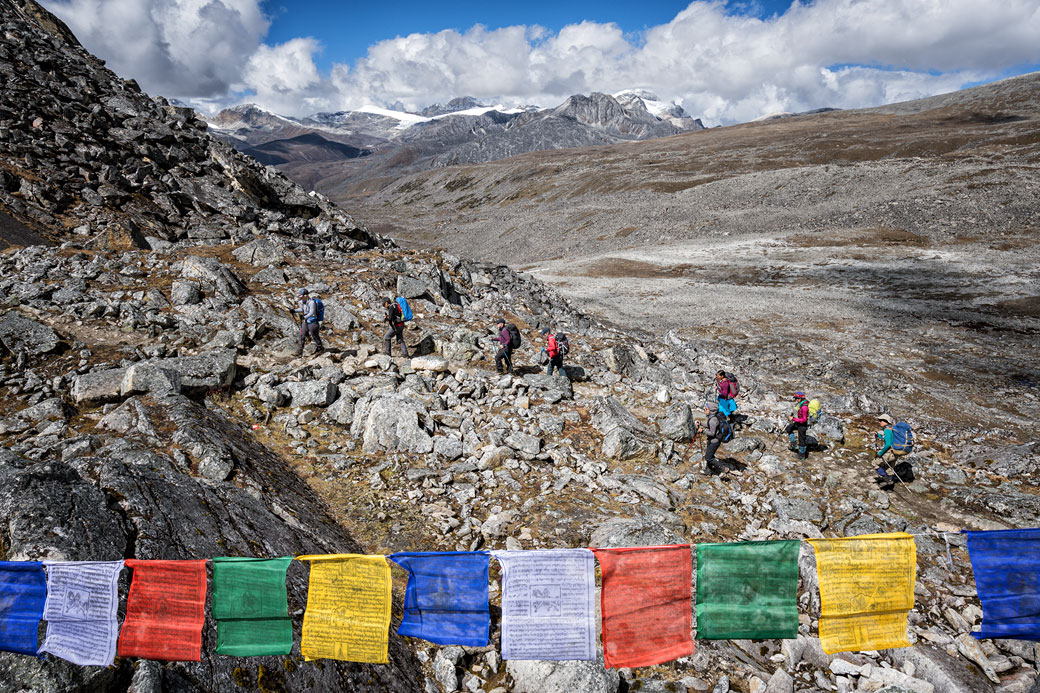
[{"left": 875, "top": 413, "right": 909, "bottom": 464}]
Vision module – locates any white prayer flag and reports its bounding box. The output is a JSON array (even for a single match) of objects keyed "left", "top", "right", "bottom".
[
  {"left": 492, "top": 549, "right": 597, "bottom": 661},
  {"left": 41, "top": 560, "right": 124, "bottom": 666}
]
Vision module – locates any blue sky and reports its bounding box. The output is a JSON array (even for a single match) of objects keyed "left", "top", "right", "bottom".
[
  {"left": 259, "top": 1, "right": 797, "bottom": 73},
  {"left": 43, "top": 0, "right": 1040, "bottom": 124}
]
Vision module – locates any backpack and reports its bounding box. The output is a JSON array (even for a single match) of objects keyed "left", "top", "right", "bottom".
[
  {"left": 396, "top": 297, "right": 413, "bottom": 322},
  {"left": 725, "top": 372, "right": 740, "bottom": 397},
  {"left": 714, "top": 413, "right": 734, "bottom": 443},
  {"left": 891, "top": 422, "right": 914, "bottom": 453},
  {"left": 506, "top": 323, "right": 522, "bottom": 350},
  {"left": 556, "top": 333, "right": 570, "bottom": 356},
  {"left": 808, "top": 399, "right": 822, "bottom": 425},
  {"left": 311, "top": 298, "right": 324, "bottom": 323}
]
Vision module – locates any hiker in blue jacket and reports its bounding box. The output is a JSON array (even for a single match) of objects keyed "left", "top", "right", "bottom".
[{"left": 293, "top": 288, "right": 323, "bottom": 357}]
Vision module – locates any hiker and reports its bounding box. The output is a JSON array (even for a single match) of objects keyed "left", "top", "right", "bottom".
[
  {"left": 292, "top": 288, "right": 323, "bottom": 357},
  {"left": 542, "top": 327, "right": 568, "bottom": 378},
  {"left": 696, "top": 402, "right": 732, "bottom": 474},
  {"left": 875, "top": 414, "right": 916, "bottom": 488},
  {"left": 876, "top": 413, "right": 914, "bottom": 464},
  {"left": 493, "top": 319, "right": 513, "bottom": 374},
  {"left": 715, "top": 370, "right": 738, "bottom": 423},
  {"left": 785, "top": 391, "right": 810, "bottom": 459},
  {"left": 383, "top": 297, "right": 410, "bottom": 357}
]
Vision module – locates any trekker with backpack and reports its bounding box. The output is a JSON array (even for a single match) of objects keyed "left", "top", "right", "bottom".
[
  {"left": 785, "top": 392, "right": 810, "bottom": 460},
  {"left": 876, "top": 414, "right": 914, "bottom": 464},
  {"left": 383, "top": 297, "right": 410, "bottom": 357},
  {"left": 697, "top": 402, "right": 733, "bottom": 474},
  {"left": 875, "top": 414, "right": 916, "bottom": 488},
  {"left": 715, "top": 370, "right": 739, "bottom": 424},
  {"left": 293, "top": 288, "right": 324, "bottom": 357},
  {"left": 494, "top": 318, "right": 519, "bottom": 374},
  {"left": 542, "top": 327, "right": 570, "bottom": 378}
]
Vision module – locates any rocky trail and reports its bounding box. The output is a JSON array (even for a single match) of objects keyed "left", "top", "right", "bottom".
[{"left": 0, "top": 1, "right": 1039, "bottom": 693}]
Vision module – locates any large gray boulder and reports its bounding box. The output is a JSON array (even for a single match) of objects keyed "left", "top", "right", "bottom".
[
  {"left": 507, "top": 655, "right": 619, "bottom": 693},
  {"left": 659, "top": 401, "right": 695, "bottom": 442},
  {"left": 591, "top": 396, "right": 652, "bottom": 437},
  {"left": 397, "top": 274, "right": 432, "bottom": 300},
  {"left": 602, "top": 426, "right": 645, "bottom": 460},
  {"left": 156, "top": 350, "right": 237, "bottom": 391},
  {"left": 353, "top": 393, "right": 433, "bottom": 454},
  {"left": 71, "top": 368, "right": 126, "bottom": 404},
  {"left": 590, "top": 517, "right": 684, "bottom": 548},
  {"left": 810, "top": 413, "right": 845, "bottom": 445},
  {"left": 523, "top": 373, "right": 573, "bottom": 399},
  {"left": 232, "top": 237, "right": 284, "bottom": 266},
  {"left": 0, "top": 311, "right": 61, "bottom": 356},
  {"left": 280, "top": 380, "right": 338, "bottom": 407},
  {"left": 180, "top": 255, "right": 246, "bottom": 297},
  {"left": 121, "top": 363, "right": 182, "bottom": 397},
  {"left": 326, "top": 394, "right": 356, "bottom": 425}
]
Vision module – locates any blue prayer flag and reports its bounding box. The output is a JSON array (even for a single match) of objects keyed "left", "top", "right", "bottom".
[
  {"left": 965, "top": 529, "right": 1040, "bottom": 640},
  {"left": 0, "top": 561, "right": 47, "bottom": 656},
  {"left": 389, "top": 552, "right": 489, "bottom": 647}
]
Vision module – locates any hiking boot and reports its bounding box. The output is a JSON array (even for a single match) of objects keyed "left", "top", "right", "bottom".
[
  {"left": 315, "top": 346, "right": 325, "bottom": 355},
  {"left": 798, "top": 447, "right": 807, "bottom": 460}
]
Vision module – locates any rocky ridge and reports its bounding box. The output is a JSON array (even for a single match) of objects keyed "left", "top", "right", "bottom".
[{"left": 0, "top": 2, "right": 1039, "bottom": 693}]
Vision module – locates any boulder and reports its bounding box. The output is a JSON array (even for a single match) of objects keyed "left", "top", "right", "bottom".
[
  {"left": 507, "top": 655, "right": 619, "bottom": 693},
  {"left": 397, "top": 275, "right": 431, "bottom": 300},
  {"left": 280, "top": 380, "right": 338, "bottom": 407},
  {"left": 599, "top": 344, "right": 635, "bottom": 375},
  {"left": 326, "top": 394, "right": 355, "bottom": 425},
  {"left": 14, "top": 397, "right": 66, "bottom": 424},
  {"left": 180, "top": 255, "right": 246, "bottom": 297},
  {"left": 232, "top": 238, "right": 284, "bottom": 266},
  {"left": 354, "top": 394, "right": 433, "bottom": 454},
  {"left": 170, "top": 280, "right": 202, "bottom": 305},
  {"left": 602, "top": 427, "right": 644, "bottom": 460},
  {"left": 0, "top": 311, "right": 61, "bottom": 356},
  {"left": 121, "top": 364, "right": 182, "bottom": 397},
  {"left": 71, "top": 368, "right": 126, "bottom": 404},
  {"left": 810, "top": 413, "right": 845, "bottom": 445},
  {"left": 433, "top": 436, "right": 464, "bottom": 460},
  {"left": 886, "top": 642, "right": 995, "bottom": 693},
  {"left": 481, "top": 510, "right": 518, "bottom": 539},
  {"left": 523, "top": 373, "right": 573, "bottom": 399},
  {"left": 591, "top": 396, "right": 651, "bottom": 438},
  {"left": 590, "top": 517, "right": 683, "bottom": 548},
  {"left": 411, "top": 355, "right": 450, "bottom": 372},
  {"left": 660, "top": 402, "right": 695, "bottom": 442},
  {"left": 505, "top": 432, "right": 542, "bottom": 457},
  {"left": 156, "top": 350, "right": 237, "bottom": 391}
]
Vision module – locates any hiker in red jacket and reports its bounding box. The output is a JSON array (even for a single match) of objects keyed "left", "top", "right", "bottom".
[
  {"left": 785, "top": 392, "right": 810, "bottom": 460},
  {"left": 542, "top": 327, "right": 567, "bottom": 378}
]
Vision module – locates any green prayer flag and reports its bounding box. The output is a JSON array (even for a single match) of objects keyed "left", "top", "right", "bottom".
[
  {"left": 212, "top": 557, "right": 293, "bottom": 656},
  {"left": 696, "top": 540, "right": 799, "bottom": 640}
]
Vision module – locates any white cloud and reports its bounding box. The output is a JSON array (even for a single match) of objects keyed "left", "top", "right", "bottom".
[
  {"left": 42, "top": 0, "right": 269, "bottom": 97},
  {"left": 43, "top": 0, "right": 1040, "bottom": 123}
]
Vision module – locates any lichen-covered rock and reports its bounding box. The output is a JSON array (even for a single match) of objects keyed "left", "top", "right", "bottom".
[
  {"left": 507, "top": 655, "right": 619, "bottom": 693},
  {"left": 0, "top": 310, "right": 61, "bottom": 356}
]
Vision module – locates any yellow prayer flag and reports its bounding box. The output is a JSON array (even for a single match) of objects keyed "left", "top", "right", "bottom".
[
  {"left": 807, "top": 532, "right": 916, "bottom": 654},
  {"left": 297, "top": 554, "right": 391, "bottom": 663}
]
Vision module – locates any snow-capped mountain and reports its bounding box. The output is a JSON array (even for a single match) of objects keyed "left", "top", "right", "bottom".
[{"left": 204, "top": 92, "right": 704, "bottom": 194}]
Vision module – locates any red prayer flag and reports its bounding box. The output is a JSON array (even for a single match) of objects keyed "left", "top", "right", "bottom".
[
  {"left": 592, "top": 545, "right": 694, "bottom": 668},
  {"left": 118, "top": 559, "right": 207, "bottom": 661}
]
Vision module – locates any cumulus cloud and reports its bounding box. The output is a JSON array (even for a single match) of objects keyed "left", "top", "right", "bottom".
[
  {"left": 43, "top": 0, "right": 1040, "bottom": 123},
  {"left": 42, "top": 0, "right": 269, "bottom": 97}
]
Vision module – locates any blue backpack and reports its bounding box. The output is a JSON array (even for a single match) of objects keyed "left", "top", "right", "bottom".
[
  {"left": 311, "top": 298, "right": 324, "bottom": 323},
  {"left": 891, "top": 422, "right": 914, "bottom": 453},
  {"left": 716, "top": 414, "right": 733, "bottom": 443},
  {"left": 396, "top": 297, "right": 413, "bottom": 321}
]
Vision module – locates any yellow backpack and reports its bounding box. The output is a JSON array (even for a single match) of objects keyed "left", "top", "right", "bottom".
[{"left": 807, "top": 399, "right": 822, "bottom": 424}]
